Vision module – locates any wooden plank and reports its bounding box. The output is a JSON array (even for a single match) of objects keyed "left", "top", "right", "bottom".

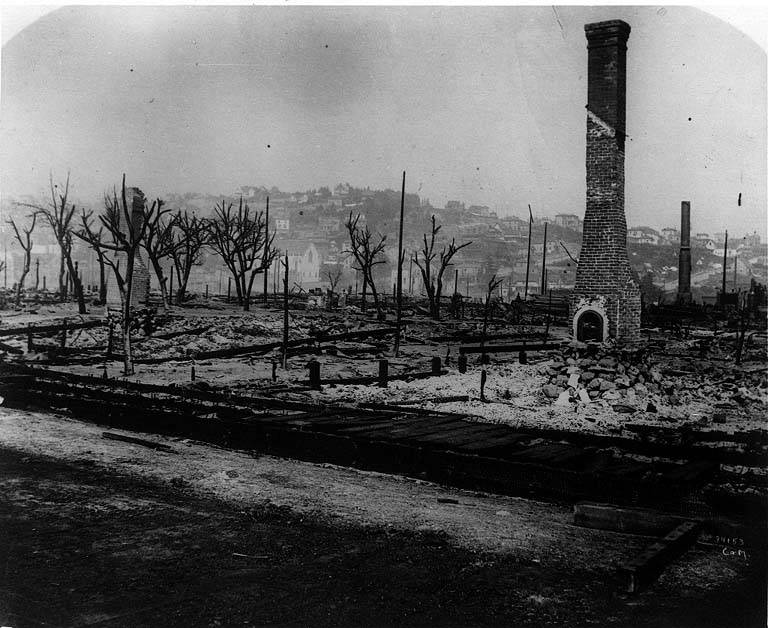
[
  {"left": 350, "top": 416, "right": 469, "bottom": 438},
  {"left": 335, "top": 416, "right": 456, "bottom": 437},
  {"left": 0, "top": 319, "right": 104, "bottom": 337},
  {"left": 505, "top": 443, "right": 575, "bottom": 464},
  {"left": 102, "top": 431, "right": 175, "bottom": 453},
  {"left": 618, "top": 521, "right": 701, "bottom": 593},
  {"left": 458, "top": 342, "right": 552, "bottom": 354},
  {"left": 456, "top": 433, "right": 533, "bottom": 452},
  {"left": 410, "top": 424, "right": 511, "bottom": 445},
  {"left": 574, "top": 502, "right": 695, "bottom": 537}
]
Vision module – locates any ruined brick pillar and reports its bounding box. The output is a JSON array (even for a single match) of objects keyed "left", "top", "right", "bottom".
[
  {"left": 677, "top": 201, "right": 692, "bottom": 304},
  {"left": 112, "top": 187, "right": 151, "bottom": 308},
  {"left": 570, "top": 20, "right": 641, "bottom": 344}
]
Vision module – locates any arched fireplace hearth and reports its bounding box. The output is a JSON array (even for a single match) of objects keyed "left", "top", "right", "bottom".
[{"left": 576, "top": 310, "right": 604, "bottom": 342}]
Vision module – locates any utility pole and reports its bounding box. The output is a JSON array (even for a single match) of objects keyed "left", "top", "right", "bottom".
[
  {"left": 394, "top": 171, "right": 406, "bottom": 357},
  {"left": 263, "top": 196, "right": 269, "bottom": 305},
  {"left": 35, "top": 258, "right": 40, "bottom": 290},
  {"left": 453, "top": 268, "right": 458, "bottom": 295},
  {"left": 540, "top": 221, "right": 548, "bottom": 295},
  {"left": 721, "top": 230, "right": 728, "bottom": 302},
  {"left": 524, "top": 204, "right": 533, "bottom": 300},
  {"left": 281, "top": 253, "right": 289, "bottom": 369}
]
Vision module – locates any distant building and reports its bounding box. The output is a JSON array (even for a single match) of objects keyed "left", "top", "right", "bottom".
[
  {"left": 334, "top": 183, "right": 351, "bottom": 197},
  {"left": 741, "top": 231, "right": 762, "bottom": 248},
  {"left": 661, "top": 227, "right": 679, "bottom": 243},
  {"left": 554, "top": 213, "right": 582, "bottom": 232},
  {"left": 628, "top": 226, "right": 661, "bottom": 245},
  {"left": 280, "top": 240, "right": 323, "bottom": 286},
  {"left": 468, "top": 205, "right": 490, "bottom": 217},
  {"left": 445, "top": 201, "right": 465, "bottom": 212},
  {"left": 318, "top": 216, "right": 341, "bottom": 234}
]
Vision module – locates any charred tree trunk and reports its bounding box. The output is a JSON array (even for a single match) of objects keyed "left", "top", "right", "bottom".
[{"left": 122, "top": 252, "right": 135, "bottom": 376}]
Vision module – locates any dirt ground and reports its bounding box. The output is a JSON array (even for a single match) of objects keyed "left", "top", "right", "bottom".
[{"left": 0, "top": 409, "right": 766, "bottom": 627}]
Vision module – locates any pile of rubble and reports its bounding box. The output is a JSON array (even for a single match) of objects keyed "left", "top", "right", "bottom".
[{"left": 540, "top": 344, "right": 768, "bottom": 415}]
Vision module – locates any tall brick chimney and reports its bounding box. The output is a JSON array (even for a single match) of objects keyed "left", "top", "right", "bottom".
[
  {"left": 112, "top": 187, "right": 150, "bottom": 308},
  {"left": 570, "top": 20, "right": 640, "bottom": 344},
  {"left": 677, "top": 201, "right": 692, "bottom": 304}
]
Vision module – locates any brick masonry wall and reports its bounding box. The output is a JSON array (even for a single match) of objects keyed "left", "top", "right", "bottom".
[
  {"left": 571, "top": 20, "right": 640, "bottom": 344},
  {"left": 108, "top": 187, "right": 151, "bottom": 308}
]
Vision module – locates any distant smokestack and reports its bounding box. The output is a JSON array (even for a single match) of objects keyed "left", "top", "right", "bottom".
[{"left": 677, "top": 201, "right": 692, "bottom": 304}]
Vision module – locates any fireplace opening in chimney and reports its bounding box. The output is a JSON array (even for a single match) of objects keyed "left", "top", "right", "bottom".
[{"left": 576, "top": 310, "right": 604, "bottom": 342}]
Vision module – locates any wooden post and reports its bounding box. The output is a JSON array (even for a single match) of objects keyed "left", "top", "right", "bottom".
[
  {"left": 60, "top": 319, "right": 67, "bottom": 349},
  {"left": 43, "top": 276, "right": 46, "bottom": 291},
  {"left": 169, "top": 268, "right": 174, "bottom": 305},
  {"left": 540, "top": 222, "right": 548, "bottom": 296},
  {"left": 27, "top": 323, "right": 33, "bottom": 352},
  {"left": 271, "top": 360, "right": 277, "bottom": 382},
  {"left": 545, "top": 289, "right": 552, "bottom": 338},
  {"left": 408, "top": 257, "right": 413, "bottom": 295},
  {"left": 721, "top": 230, "right": 728, "bottom": 304},
  {"left": 524, "top": 204, "right": 533, "bottom": 300},
  {"left": 480, "top": 369, "right": 487, "bottom": 401},
  {"left": 454, "top": 268, "right": 458, "bottom": 295},
  {"left": 34, "top": 258, "right": 39, "bottom": 290},
  {"left": 458, "top": 353, "right": 467, "bottom": 373},
  {"left": 227, "top": 277, "right": 231, "bottom": 302},
  {"left": 308, "top": 360, "right": 321, "bottom": 390},
  {"left": 282, "top": 253, "right": 289, "bottom": 369},
  {"left": 191, "top": 365, "right": 196, "bottom": 381},
  {"left": 378, "top": 358, "right": 389, "bottom": 387},
  {"left": 264, "top": 195, "right": 270, "bottom": 305},
  {"left": 431, "top": 356, "right": 441, "bottom": 375},
  {"left": 107, "top": 320, "right": 114, "bottom": 357},
  {"left": 394, "top": 170, "right": 406, "bottom": 357}
]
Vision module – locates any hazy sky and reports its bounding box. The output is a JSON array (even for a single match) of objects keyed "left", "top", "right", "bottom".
[{"left": 1, "top": 5, "right": 765, "bottom": 235}]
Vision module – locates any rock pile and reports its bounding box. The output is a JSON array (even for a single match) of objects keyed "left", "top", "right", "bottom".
[
  {"left": 541, "top": 347, "right": 676, "bottom": 413},
  {"left": 541, "top": 343, "right": 768, "bottom": 415}
]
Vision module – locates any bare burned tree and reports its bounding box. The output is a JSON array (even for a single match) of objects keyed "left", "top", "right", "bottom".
[
  {"left": 76, "top": 175, "right": 155, "bottom": 375},
  {"left": 141, "top": 200, "right": 174, "bottom": 310},
  {"left": 412, "top": 215, "right": 471, "bottom": 320},
  {"left": 345, "top": 212, "right": 387, "bottom": 318},
  {"left": 479, "top": 274, "right": 504, "bottom": 364},
  {"left": 7, "top": 212, "right": 38, "bottom": 306},
  {"left": 325, "top": 263, "right": 344, "bottom": 296},
  {"left": 170, "top": 210, "right": 208, "bottom": 305},
  {"left": 16, "top": 172, "right": 86, "bottom": 313},
  {"left": 206, "top": 198, "right": 277, "bottom": 311}
]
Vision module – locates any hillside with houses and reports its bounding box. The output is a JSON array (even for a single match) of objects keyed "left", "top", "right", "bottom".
[{"left": 1, "top": 182, "right": 765, "bottom": 305}]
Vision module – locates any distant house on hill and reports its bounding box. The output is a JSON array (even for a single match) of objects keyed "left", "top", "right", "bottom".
[
  {"left": 468, "top": 205, "right": 491, "bottom": 217},
  {"left": 661, "top": 228, "right": 679, "bottom": 243},
  {"left": 318, "top": 216, "right": 341, "bottom": 235},
  {"left": 627, "top": 226, "right": 661, "bottom": 245},
  {"left": 554, "top": 213, "right": 582, "bottom": 232}
]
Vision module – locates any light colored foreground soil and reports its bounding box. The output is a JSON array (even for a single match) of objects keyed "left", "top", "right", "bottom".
[{"left": 0, "top": 408, "right": 765, "bottom": 627}]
